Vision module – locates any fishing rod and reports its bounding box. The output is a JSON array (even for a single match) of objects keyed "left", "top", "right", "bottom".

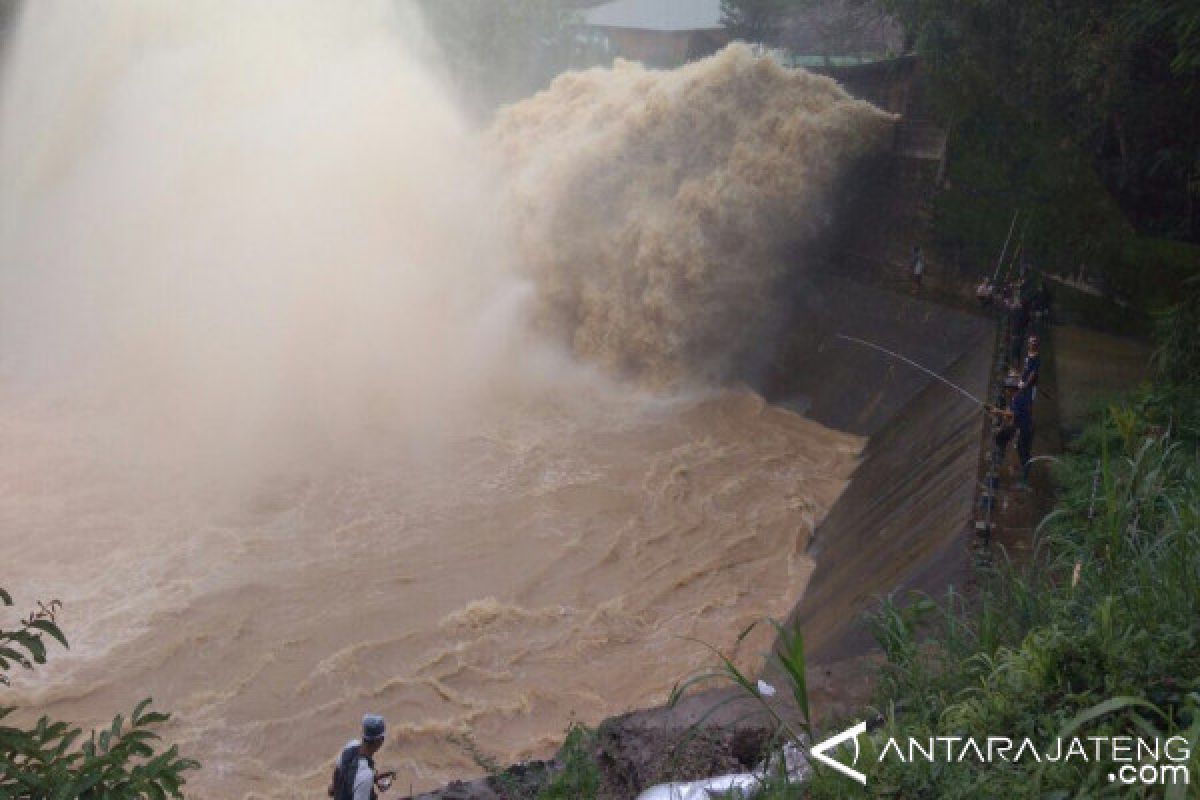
[
  {"left": 991, "top": 210, "right": 1021, "bottom": 283},
  {"left": 1000, "top": 216, "right": 1031, "bottom": 285},
  {"left": 1002, "top": 222, "right": 1026, "bottom": 282},
  {"left": 835, "top": 334, "right": 987, "bottom": 407}
]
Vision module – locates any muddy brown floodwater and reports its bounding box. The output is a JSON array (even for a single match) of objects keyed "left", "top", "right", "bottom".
[{"left": 2, "top": 386, "right": 860, "bottom": 796}]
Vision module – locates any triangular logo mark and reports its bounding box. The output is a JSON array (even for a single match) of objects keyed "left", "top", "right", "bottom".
[{"left": 811, "top": 721, "right": 867, "bottom": 785}]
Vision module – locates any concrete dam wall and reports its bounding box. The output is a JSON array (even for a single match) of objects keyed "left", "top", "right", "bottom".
[
  {"left": 759, "top": 55, "right": 994, "bottom": 668},
  {"left": 768, "top": 275, "right": 992, "bottom": 664}
]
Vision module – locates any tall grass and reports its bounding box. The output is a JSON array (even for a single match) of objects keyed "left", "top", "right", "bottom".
[{"left": 793, "top": 385, "right": 1200, "bottom": 798}]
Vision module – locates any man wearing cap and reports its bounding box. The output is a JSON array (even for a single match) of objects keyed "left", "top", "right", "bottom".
[
  {"left": 987, "top": 371, "right": 1035, "bottom": 489},
  {"left": 329, "top": 714, "right": 393, "bottom": 800}
]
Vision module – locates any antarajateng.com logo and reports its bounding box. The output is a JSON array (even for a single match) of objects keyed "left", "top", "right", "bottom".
[{"left": 812, "top": 723, "right": 1193, "bottom": 788}]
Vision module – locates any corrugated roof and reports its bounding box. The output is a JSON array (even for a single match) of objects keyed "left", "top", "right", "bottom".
[{"left": 583, "top": 0, "right": 724, "bottom": 32}]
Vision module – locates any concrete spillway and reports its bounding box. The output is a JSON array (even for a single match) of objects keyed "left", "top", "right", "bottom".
[
  {"left": 758, "top": 54, "right": 992, "bottom": 667},
  {"left": 770, "top": 275, "right": 993, "bottom": 664}
]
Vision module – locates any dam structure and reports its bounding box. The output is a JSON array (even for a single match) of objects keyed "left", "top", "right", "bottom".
[
  {"left": 774, "top": 56, "right": 990, "bottom": 670},
  {"left": 775, "top": 277, "right": 991, "bottom": 664}
]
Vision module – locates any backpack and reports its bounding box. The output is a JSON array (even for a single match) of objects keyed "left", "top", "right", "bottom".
[{"left": 329, "top": 742, "right": 374, "bottom": 800}]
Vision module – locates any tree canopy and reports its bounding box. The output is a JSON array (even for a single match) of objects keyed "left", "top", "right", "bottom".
[{"left": 878, "top": 0, "right": 1200, "bottom": 243}]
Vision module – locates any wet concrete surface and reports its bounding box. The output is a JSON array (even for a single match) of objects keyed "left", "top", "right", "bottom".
[
  {"left": 769, "top": 274, "right": 992, "bottom": 436},
  {"left": 771, "top": 275, "right": 992, "bottom": 666}
]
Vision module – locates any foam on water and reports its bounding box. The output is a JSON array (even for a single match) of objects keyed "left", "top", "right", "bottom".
[{"left": 491, "top": 46, "right": 894, "bottom": 383}]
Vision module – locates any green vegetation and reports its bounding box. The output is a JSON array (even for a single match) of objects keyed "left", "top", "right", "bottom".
[
  {"left": 451, "top": 723, "right": 601, "bottom": 800},
  {"left": 0, "top": 589, "right": 198, "bottom": 798},
  {"left": 1154, "top": 275, "right": 1200, "bottom": 386},
  {"left": 474, "top": 268, "right": 1200, "bottom": 800},
  {"left": 537, "top": 724, "right": 602, "bottom": 800},
  {"left": 865, "top": 0, "right": 1200, "bottom": 322},
  {"left": 881, "top": 0, "right": 1200, "bottom": 243},
  {"left": 671, "top": 618, "right": 815, "bottom": 748}
]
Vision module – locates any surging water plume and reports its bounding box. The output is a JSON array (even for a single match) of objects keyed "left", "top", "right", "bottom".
[{"left": 490, "top": 45, "right": 896, "bottom": 385}]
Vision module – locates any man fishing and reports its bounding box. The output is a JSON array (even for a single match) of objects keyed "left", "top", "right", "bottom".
[
  {"left": 975, "top": 275, "right": 994, "bottom": 307},
  {"left": 1021, "top": 335, "right": 1041, "bottom": 400},
  {"left": 329, "top": 714, "right": 396, "bottom": 800},
  {"left": 835, "top": 334, "right": 1034, "bottom": 490},
  {"left": 988, "top": 371, "right": 1034, "bottom": 490}
]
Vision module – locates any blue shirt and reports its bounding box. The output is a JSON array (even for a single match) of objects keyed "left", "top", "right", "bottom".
[
  {"left": 1011, "top": 388, "right": 1033, "bottom": 432},
  {"left": 1022, "top": 353, "right": 1041, "bottom": 387}
]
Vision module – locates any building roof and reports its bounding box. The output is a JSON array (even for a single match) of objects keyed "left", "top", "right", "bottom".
[{"left": 583, "top": 0, "right": 724, "bottom": 32}]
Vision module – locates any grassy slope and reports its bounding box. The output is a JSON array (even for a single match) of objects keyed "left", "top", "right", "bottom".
[{"left": 795, "top": 383, "right": 1200, "bottom": 797}]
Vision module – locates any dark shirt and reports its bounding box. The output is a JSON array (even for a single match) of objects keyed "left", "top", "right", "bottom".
[
  {"left": 332, "top": 742, "right": 375, "bottom": 800},
  {"left": 1022, "top": 353, "right": 1041, "bottom": 387},
  {"left": 1011, "top": 387, "right": 1033, "bottom": 432}
]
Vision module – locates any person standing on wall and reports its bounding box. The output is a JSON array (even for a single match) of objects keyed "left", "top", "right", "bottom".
[
  {"left": 976, "top": 275, "right": 994, "bottom": 306},
  {"left": 988, "top": 372, "right": 1035, "bottom": 490},
  {"left": 1021, "top": 335, "right": 1041, "bottom": 401},
  {"left": 911, "top": 245, "right": 925, "bottom": 290}
]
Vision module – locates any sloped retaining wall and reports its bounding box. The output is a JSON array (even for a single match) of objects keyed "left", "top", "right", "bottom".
[{"left": 770, "top": 275, "right": 993, "bottom": 663}]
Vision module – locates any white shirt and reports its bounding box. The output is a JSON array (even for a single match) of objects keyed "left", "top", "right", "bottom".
[
  {"left": 336, "top": 740, "right": 375, "bottom": 800},
  {"left": 351, "top": 756, "right": 375, "bottom": 800}
]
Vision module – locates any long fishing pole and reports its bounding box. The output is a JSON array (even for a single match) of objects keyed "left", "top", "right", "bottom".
[
  {"left": 991, "top": 210, "right": 1020, "bottom": 283},
  {"left": 1003, "top": 226, "right": 1025, "bottom": 282},
  {"left": 835, "top": 334, "right": 987, "bottom": 407},
  {"left": 1001, "top": 216, "right": 1031, "bottom": 284}
]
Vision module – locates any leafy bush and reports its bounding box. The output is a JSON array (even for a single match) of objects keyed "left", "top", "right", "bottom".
[
  {"left": 537, "top": 724, "right": 601, "bottom": 800},
  {"left": 0, "top": 589, "right": 199, "bottom": 798},
  {"left": 1154, "top": 275, "right": 1200, "bottom": 385}
]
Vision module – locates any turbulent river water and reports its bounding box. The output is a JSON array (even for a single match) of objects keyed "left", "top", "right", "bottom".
[{"left": 0, "top": 2, "right": 891, "bottom": 796}]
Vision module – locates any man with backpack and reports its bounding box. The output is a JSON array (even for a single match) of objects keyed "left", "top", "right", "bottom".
[{"left": 329, "top": 714, "right": 395, "bottom": 800}]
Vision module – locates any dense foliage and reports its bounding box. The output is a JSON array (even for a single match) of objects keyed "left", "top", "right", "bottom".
[
  {"left": 0, "top": 590, "right": 197, "bottom": 799},
  {"left": 1154, "top": 275, "right": 1200, "bottom": 386},
  {"left": 877, "top": 0, "right": 1200, "bottom": 244}
]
